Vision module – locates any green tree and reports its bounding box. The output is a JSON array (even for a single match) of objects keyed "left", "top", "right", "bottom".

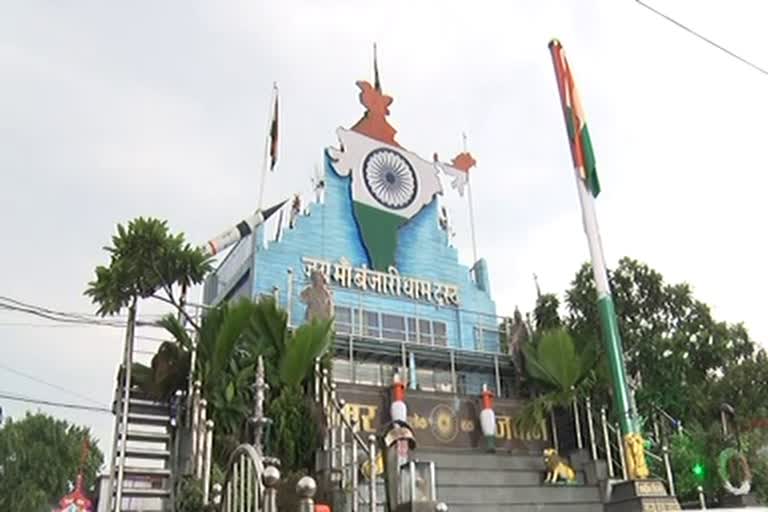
[
  {"left": 565, "top": 258, "right": 755, "bottom": 426},
  {"left": 533, "top": 293, "right": 562, "bottom": 332},
  {"left": 85, "top": 217, "right": 212, "bottom": 327},
  {"left": 0, "top": 412, "right": 104, "bottom": 512}
]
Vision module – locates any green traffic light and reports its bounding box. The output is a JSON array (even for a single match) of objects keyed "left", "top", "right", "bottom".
[{"left": 692, "top": 463, "right": 705, "bottom": 479}]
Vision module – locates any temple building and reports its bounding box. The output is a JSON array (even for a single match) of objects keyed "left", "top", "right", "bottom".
[{"left": 203, "top": 75, "right": 541, "bottom": 453}]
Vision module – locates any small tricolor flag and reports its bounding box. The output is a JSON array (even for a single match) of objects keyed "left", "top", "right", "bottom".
[
  {"left": 549, "top": 40, "right": 600, "bottom": 197},
  {"left": 269, "top": 84, "right": 279, "bottom": 171}
]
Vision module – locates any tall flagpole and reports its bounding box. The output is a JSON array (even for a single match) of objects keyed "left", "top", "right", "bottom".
[
  {"left": 548, "top": 39, "right": 647, "bottom": 479},
  {"left": 463, "top": 132, "right": 479, "bottom": 265},
  {"left": 252, "top": 83, "right": 279, "bottom": 287}
]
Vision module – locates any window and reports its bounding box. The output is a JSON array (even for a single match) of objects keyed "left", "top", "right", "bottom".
[
  {"left": 380, "top": 364, "right": 396, "bottom": 386},
  {"left": 333, "top": 358, "right": 353, "bottom": 383},
  {"left": 433, "top": 322, "right": 447, "bottom": 346},
  {"left": 364, "top": 311, "right": 380, "bottom": 338},
  {"left": 434, "top": 370, "right": 453, "bottom": 393},
  {"left": 474, "top": 326, "right": 500, "bottom": 352},
  {"left": 355, "top": 362, "right": 382, "bottom": 386},
  {"left": 407, "top": 318, "right": 418, "bottom": 343},
  {"left": 418, "top": 319, "right": 432, "bottom": 345},
  {"left": 382, "top": 314, "right": 406, "bottom": 341},
  {"left": 336, "top": 307, "right": 352, "bottom": 334},
  {"left": 416, "top": 369, "right": 435, "bottom": 391}
]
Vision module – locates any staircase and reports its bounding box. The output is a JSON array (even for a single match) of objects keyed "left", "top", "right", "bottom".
[
  {"left": 106, "top": 373, "right": 174, "bottom": 512},
  {"left": 421, "top": 449, "right": 603, "bottom": 512}
]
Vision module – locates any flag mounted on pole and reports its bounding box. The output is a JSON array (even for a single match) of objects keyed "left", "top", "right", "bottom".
[
  {"left": 269, "top": 83, "right": 279, "bottom": 171},
  {"left": 549, "top": 40, "right": 600, "bottom": 197},
  {"left": 548, "top": 39, "right": 649, "bottom": 481}
]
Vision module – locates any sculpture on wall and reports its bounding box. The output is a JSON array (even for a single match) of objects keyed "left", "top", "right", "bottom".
[{"left": 300, "top": 269, "right": 334, "bottom": 322}]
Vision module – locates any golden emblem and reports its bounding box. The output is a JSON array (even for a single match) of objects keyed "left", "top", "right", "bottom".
[{"left": 429, "top": 404, "right": 458, "bottom": 443}]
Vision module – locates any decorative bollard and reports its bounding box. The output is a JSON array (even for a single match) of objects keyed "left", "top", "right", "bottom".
[
  {"left": 297, "top": 476, "right": 317, "bottom": 512},
  {"left": 263, "top": 465, "right": 281, "bottom": 512},
  {"left": 211, "top": 483, "right": 222, "bottom": 506}
]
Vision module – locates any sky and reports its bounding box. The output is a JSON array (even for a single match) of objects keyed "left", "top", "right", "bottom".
[{"left": 1, "top": 1, "right": 767, "bottom": 468}]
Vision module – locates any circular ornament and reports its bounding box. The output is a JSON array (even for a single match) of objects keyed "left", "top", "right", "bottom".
[
  {"left": 362, "top": 148, "right": 418, "bottom": 210},
  {"left": 718, "top": 447, "right": 752, "bottom": 496},
  {"left": 429, "top": 404, "right": 458, "bottom": 443}
]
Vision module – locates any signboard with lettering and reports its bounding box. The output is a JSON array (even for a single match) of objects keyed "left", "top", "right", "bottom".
[
  {"left": 302, "top": 256, "right": 460, "bottom": 306},
  {"left": 337, "top": 383, "right": 548, "bottom": 452}
]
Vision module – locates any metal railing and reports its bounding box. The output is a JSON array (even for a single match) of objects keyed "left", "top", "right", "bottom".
[
  {"left": 188, "top": 380, "right": 215, "bottom": 504},
  {"left": 314, "top": 359, "right": 377, "bottom": 512},
  {"left": 565, "top": 396, "right": 678, "bottom": 495}
]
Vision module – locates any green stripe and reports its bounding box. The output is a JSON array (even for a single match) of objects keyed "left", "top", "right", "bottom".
[
  {"left": 597, "top": 295, "right": 636, "bottom": 434},
  {"left": 580, "top": 124, "right": 600, "bottom": 197},
  {"left": 352, "top": 201, "right": 407, "bottom": 271}
]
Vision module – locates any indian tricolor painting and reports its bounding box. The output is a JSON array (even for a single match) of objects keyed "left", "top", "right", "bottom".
[
  {"left": 328, "top": 81, "right": 443, "bottom": 271},
  {"left": 549, "top": 39, "right": 600, "bottom": 198}
]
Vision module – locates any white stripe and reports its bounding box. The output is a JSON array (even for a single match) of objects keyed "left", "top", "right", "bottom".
[{"left": 574, "top": 170, "right": 611, "bottom": 297}]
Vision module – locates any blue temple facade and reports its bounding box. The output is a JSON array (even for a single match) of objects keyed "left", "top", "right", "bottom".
[{"left": 203, "top": 80, "right": 517, "bottom": 399}]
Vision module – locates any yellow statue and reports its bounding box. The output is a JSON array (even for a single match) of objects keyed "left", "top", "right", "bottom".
[
  {"left": 543, "top": 448, "right": 576, "bottom": 483},
  {"left": 624, "top": 433, "right": 650, "bottom": 480}
]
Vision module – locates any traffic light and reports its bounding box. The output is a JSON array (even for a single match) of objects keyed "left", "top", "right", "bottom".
[{"left": 692, "top": 462, "right": 706, "bottom": 480}]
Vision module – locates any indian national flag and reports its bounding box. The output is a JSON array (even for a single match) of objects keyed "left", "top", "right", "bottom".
[{"left": 549, "top": 40, "right": 600, "bottom": 197}]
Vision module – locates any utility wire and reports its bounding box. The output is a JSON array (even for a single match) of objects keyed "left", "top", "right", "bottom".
[
  {"left": 0, "top": 391, "right": 112, "bottom": 414},
  {"left": 635, "top": 0, "right": 768, "bottom": 77},
  {"left": 0, "top": 362, "right": 104, "bottom": 406}
]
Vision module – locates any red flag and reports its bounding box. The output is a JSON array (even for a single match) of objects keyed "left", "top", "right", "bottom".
[{"left": 269, "top": 87, "right": 279, "bottom": 171}]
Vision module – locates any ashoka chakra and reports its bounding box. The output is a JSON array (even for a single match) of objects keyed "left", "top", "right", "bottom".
[{"left": 362, "top": 148, "right": 418, "bottom": 210}]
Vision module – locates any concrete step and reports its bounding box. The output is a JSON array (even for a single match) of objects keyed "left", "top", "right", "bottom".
[
  {"left": 120, "top": 487, "right": 171, "bottom": 498},
  {"left": 126, "top": 397, "right": 170, "bottom": 416},
  {"left": 438, "top": 484, "right": 601, "bottom": 505},
  {"left": 120, "top": 466, "right": 171, "bottom": 478},
  {"left": 125, "top": 429, "right": 171, "bottom": 444},
  {"left": 119, "top": 447, "right": 171, "bottom": 460},
  {"left": 437, "top": 468, "right": 586, "bottom": 487},
  {"left": 447, "top": 503, "right": 603, "bottom": 512},
  {"left": 127, "top": 412, "right": 170, "bottom": 427},
  {"left": 414, "top": 450, "right": 546, "bottom": 471}
]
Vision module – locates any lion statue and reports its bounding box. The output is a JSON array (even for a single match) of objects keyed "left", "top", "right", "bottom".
[
  {"left": 543, "top": 448, "right": 576, "bottom": 483},
  {"left": 624, "top": 433, "right": 650, "bottom": 479}
]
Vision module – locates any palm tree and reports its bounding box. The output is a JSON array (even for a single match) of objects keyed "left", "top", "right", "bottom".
[
  {"left": 154, "top": 296, "right": 333, "bottom": 471},
  {"left": 515, "top": 328, "right": 601, "bottom": 436}
]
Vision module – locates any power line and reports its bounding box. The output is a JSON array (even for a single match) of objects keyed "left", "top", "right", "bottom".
[
  {"left": 0, "top": 391, "right": 112, "bottom": 414},
  {"left": 0, "top": 363, "right": 104, "bottom": 406},
  {"left": 635, "top": 0, "right": 768, "bottom": 77}
]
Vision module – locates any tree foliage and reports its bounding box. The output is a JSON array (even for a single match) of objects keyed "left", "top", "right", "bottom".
[
  {"left": 533, "top": 293, "right": 562, "bottom": 332},
  {"left": 156, "top": 296, "right": 333, "bottom": 473},
  {"left": 84, "top": 217, "right": 212, "bottom": 322},
  {"left": 546, "top": 256, "right": 768, "bottom": 501},
  {"left": 0, "top": 413, "right": 104, "bottom": 512},
  {"left": 565, "top": 257, "right": 756, "bottom": 426},
  {"left": 516, "top": 328, "right": 598, "bottom": 434}
]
